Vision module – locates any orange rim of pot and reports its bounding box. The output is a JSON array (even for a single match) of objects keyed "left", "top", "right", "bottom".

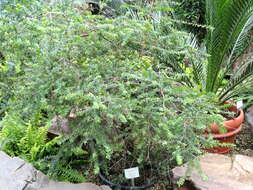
[
  {"left": 209, "top": 106, "right": 244, "bottom": 133},
  {"left": 207, "top": 124, "right": 242, "bottom": 139},
  {"left": 223, "top": 108, "right": 244, "bottom": 129}
]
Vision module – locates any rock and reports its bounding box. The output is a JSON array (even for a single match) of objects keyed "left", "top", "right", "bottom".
[
  {"left": 172, "top": 154, "right": 253, "bottom": 190},
  {"left": 100, "top": 185, "right": 112, "bottom": 190},
  {"left": 246, "top": 105, "right": 253, "bottom": 133},
  {"left": 0, "top": 150, "right": 11, "bottom": 161},
  {"left": 0, "top": 151, "right": 111, "bottom": 190},
  {"left": 41, "top": 182, "right": 103, "bottom": 190},
  {"left": 48, "top": 115, "right": 72, "bottom": 135},
  {"left": 0, "top": 151, "right": 50, "bottom": 190},
  {"left": 234, "top": 45, "right": 253, "bottom": 71},
  {"left": 41, "top": 183, "right": 112, "bottom": 190}
]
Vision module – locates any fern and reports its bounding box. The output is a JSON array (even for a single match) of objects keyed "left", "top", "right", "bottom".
[{"left": 57, "top": 167, "right": 86, "bottom": 183}]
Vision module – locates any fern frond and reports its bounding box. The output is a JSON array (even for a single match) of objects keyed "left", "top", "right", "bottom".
[{"left": 57, "top": 167, "right": 86, "bottom": 183}]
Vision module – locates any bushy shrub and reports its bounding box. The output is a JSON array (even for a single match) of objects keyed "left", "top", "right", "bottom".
[{"left": 0, "top": 0, "right": 224, "bottom": 186}]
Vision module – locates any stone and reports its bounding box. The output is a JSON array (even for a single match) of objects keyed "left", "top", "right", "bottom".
[
  {"left": 0, "top": 151, "right": 111, "bottom": 190},
  {"left": 0, "top": 151, "right": 50, "bottom": 190},
  {"left": 243, "top": 149, "right": 253, "bottom": 157},
  {"left": 48, "top": 115, "right": 72, "bottom": 135},
  {"left": 100, "top": 185, "right": 112, "bottom": 190},
  {"left": 41, "top": 182, "right": 103, "bottom": 190},
  {"left": 172, "top": 154, "right": 253, "bottom": 190},
  {"left": 234, "top": 45, "right": 253, "bottom": 71}
]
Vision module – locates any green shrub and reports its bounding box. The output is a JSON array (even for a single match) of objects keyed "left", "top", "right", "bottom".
[
  {"left": 11, "top": 55, "right": 223, "bottom": 184},
  {"left": 0, "top": 0, "right": 224, "bottom": 186}
]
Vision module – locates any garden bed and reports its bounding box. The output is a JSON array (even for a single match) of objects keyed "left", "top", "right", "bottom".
[{"left": 1, "top": 0, "right": 253, "bottom": 190}]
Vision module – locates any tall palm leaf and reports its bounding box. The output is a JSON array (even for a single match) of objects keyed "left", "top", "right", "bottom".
[{"left": 205, "top": 0, "right": 253, "bottom": 99}]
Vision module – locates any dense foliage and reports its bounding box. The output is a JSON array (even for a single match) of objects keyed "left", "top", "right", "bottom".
[{"left": 0, "top": 0, "right": 242, "bottom": 188}]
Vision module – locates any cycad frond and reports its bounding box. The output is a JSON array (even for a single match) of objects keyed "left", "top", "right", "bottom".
[
  {"left": 187, "top": 35, "right": 206, "bottom": 86},
  {"left": 205, "top": 0, "right": 253, "bottom": 93},
  {"left": 224, "top": 0, "right": 253, "bottom": 71},
  {"left": 218, "top": 59, "right": 253, "bottom": 101}
]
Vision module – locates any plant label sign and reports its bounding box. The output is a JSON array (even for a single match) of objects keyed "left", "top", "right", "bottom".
[
  {"left": 237, "top": 100, "right": 243, "bottom": 109},
  {"left": 124, "top": 167, "right": 140, "bottom": 179}
]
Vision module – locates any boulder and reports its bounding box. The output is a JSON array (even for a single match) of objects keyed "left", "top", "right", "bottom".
[
  {"left": 173, "top": 154, "right": 253, "bottom": 190},
  {"left": 48, "top": 115, "right": 72, "bottom": 136},
  {"left": 0, "top": 151, "right": 111, "bottom": 190},
  {"left": 100, "top": 185, "right": 112, "bottom": 190},
  {"left": 0, "top": 151, "right": 49, "bottom": 190},
  {"left": 41, "top": 182, "right": 103, "bottom": 190}
]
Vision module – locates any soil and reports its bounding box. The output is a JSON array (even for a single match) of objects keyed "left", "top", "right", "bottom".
[{"left": 233, "top": 122, "right": 253, "bottom": 156}]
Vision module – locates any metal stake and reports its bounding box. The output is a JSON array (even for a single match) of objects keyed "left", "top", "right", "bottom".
[{"left": 131, "top": 178, "right": 135, "bottom": 187}]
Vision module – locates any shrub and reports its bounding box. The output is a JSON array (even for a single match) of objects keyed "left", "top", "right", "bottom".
[{"left": 0, "top": 0, "right": 224, "bottom": 186}]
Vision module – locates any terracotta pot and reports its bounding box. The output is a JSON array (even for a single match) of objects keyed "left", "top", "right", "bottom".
[
  {"left": 205, "top": 103, "right": 244, "bottom": 154},
  {"left": 209, "top": 104, "right": 244, "bottom": 134},
  {"left": 205, "top": 124, "right": 242, "bottom": 154}
]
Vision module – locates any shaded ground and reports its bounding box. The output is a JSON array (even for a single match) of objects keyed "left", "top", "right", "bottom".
[{"left": 233, "top": 122, "right": 253, "bottom": 156}]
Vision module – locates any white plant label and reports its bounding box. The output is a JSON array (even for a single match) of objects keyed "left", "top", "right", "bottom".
[
  {"left": 124, "top": 167, "right": 140, "bottom": 179},
  {"left": 237, "top": 100, "right": 243, "bottom": 109}
]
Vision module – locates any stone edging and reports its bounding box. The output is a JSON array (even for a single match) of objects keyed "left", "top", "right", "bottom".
[{"left": 0, "top": 151, "right": 111, "bottom": 190}]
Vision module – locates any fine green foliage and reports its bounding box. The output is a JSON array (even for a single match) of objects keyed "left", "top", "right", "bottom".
[
  {"left": 0, "top": 114, "right": 27, "bottom": 157},
  {"left": 35, "top": 147, "right": 89, "bottom": 183},
  {"left": 0, "top": 0, "right": 226, "bottom": 186},
  {"left": 174, "top": 0, "right": 205, "bottom": 24}
]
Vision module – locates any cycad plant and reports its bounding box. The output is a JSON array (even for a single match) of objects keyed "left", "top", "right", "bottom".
[{"left": 173, "top": 0, "right": 253, "bottom": 102}]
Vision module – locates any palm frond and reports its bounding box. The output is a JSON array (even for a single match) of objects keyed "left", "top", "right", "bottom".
[
  {"left": 205, "top": 0, "right": 253, "bottom": 93},
  {"left": 224, "top": 0, "right": 253, "bottom": 72},
  {"left": 219, "top": 78, "right": 253, "bottom": 102},
  {"left": 186, "top": 35, "right": 206, "bottom": 87},
  {"left": 218, "top": 59, "right": 253, "bottom": 101}
]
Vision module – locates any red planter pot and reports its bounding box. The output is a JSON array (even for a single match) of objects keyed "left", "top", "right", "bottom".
[
  {"left": 209, "top": 105, "right": 244, "bottom": 134},
  {"left": 205, "top": 104, "right": 244, "bottom": 154},
  {"left": 205, "top": 124, "right": 242, "bottom": 154}
]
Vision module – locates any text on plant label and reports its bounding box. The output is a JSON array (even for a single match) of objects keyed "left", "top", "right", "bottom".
[{"left": 124, "top": 167, "right": 140, "bottom": 179}]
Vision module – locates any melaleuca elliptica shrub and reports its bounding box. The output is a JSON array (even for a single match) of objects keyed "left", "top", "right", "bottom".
[{"left": 0, "top": 0, "right": 223, "bottom": 184}]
